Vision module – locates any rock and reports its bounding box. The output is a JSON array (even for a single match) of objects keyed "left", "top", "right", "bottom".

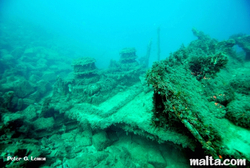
[
  {"left": 49, "top": 65, "right": 58, "bottom": 71},
  {"left": 14, "top": 79, "right": 35, "bottom": 98},
  {"left": 6, "top": 75, "right": 18, "bottom": 83},
  {"left": 79, "top": 119, "right": 93, "bottom": 137},
  {"left": 92, "top": 131, "right": 111, "bottom": 151},
  {"left": 75, "top": 134, "right": 92, "bottom": 147},
  {"left": 27, "top": 91, "right": 41, "bottom": 102},
  {"left": 37, "top": 58, "right": 47, "bottom": 65},
  {"left": 147, "top": 164, "right": 155, "bottom": 168},
  {"left": 2, "top": 54, "right": 15, "bottom": 66},
  {"left": 22, "top": 105, "right": 38, "bottom": 121},
  {"left": 11, "top": 47, "right": 25, "bottom": 59},
  {"left": 42, "top": 71, "right": 56, "bottom": 82},
  {"left": 29, "top": 75, "right": 41, "bottom": 84},
  {"left": 132, "top": 134, "right": 149, "bottom": 146},
  {"left": 2, "top": 112, "right": 24, "bottom": 126},
  {"left": 33, "top": 117, "right": 54, "bottom": 131},
  {"left": 107, "top": 130, "right": 119, "bottom": 143},
  {"left": 22, "top": 98, "right": 36, "bottom": 109},
  {"left": 61, "top": 132, "right": 75, "bottom": 141},
  {"left": 50, "top": 159, "right": 62, "bottom": 167},
  {"left": 16, "top": 98, "right": 23, "bottom": 110},
  {"left": 0, "top": 83, "right": 14, "bottom": 92},
  {"left": 37, "top": 80, "right": 51, "bottom": 95},
  {"left": 24, "top": 47, "right": 35, "bottom": 57},
  {"left": 147, "top": 147, "right": 167, "bottom": 168},
  {"left": 161, "top": 146, "right": 189, "bottom": 167}
]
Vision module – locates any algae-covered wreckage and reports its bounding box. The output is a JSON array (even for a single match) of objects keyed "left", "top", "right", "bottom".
[{"left": 1, "top": 29, "right": 250, "bottom": 167}]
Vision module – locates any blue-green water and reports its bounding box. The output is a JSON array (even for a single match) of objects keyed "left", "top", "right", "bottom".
[{"left": 1, "top": 0, "right": 250, "bottom": 67}]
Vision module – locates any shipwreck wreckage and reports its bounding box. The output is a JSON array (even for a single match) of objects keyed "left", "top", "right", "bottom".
[
  {"left": 1, "top": 29, "right": 250, "bottom": 167},
  {"left": 52, "top": 30, "right": 250, "bottom": 163}
]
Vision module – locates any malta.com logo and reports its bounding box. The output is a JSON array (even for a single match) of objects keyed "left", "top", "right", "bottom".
[{"left": 190, "top": 156, "right": 247, "bottom": 166}]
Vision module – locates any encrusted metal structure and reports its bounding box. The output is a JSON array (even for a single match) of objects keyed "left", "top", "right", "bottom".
[
  {"left": 119, "top": 48, "right": 138, "bottom": 70},
  {"left": 72, "top": 57, "right": 97, "bottom": 78}
]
